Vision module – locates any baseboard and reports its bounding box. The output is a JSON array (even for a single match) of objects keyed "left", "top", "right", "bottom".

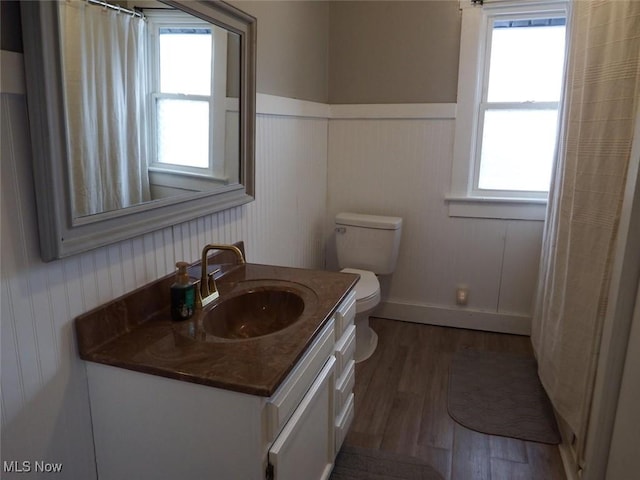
[
  {"left": 376, "top": 300, "right": 532, "bottom": 335},
  {"left": 556, "top": 413, "right": 582, "bottom": 480}
]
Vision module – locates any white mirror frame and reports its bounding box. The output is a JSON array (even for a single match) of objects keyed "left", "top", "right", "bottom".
[{"left": 20, "top": 0, "right": 256, "bottom": 261}]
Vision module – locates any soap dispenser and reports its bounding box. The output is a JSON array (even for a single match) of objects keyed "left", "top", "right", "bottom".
[{"left": 171, "top": 262, "right": 196, "bottom": 321}]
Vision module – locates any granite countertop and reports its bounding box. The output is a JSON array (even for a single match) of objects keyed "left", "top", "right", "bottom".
[{"left": 75, "top": 261, "right": 358, "bottom": 397}]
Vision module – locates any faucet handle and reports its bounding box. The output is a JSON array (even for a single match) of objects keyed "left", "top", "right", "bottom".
[
  {"left": 193, "top": 279, "right": 204, "bottom": 308},
  {"left": 207, "top": 270, "right": 218, "bottom": 296}
]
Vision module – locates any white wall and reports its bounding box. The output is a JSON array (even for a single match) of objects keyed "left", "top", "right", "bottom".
[
  {"left": 326, "top": 111, "right": 543, "bottom": 335},
  {"left": 1, "top": 53, "right": 328, "bottom": 478}
]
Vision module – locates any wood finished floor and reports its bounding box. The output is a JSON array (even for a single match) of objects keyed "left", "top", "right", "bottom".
[{"left": 344, "top": 318, "right": 566, "bottom": 480}]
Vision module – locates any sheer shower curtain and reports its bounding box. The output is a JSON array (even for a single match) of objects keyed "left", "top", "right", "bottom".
[
  {"left": 532, "top": 0, "right": 640, "bottom": 466},
  {"left": 59, "top": 0, "right": 150, "bottom": 217}
]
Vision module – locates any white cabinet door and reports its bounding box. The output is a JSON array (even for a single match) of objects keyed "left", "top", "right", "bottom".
[{"left": 268, "top": 356, "right": 336, "bottom": 480}]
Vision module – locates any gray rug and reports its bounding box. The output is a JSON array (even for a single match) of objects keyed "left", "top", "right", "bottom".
[
  {"left": 331, "top": 446, "right": 443, "bottom": 480},
  {"left": 448, "top": 350, "right": 560, "bottom": 444}
]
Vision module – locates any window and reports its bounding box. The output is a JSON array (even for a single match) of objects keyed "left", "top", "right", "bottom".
[
  {"left": 146, "top": 11, "right": 230, "bottom": 183},
  {"left": 448, "top": 0, "right": 569, "bottom": 220}
]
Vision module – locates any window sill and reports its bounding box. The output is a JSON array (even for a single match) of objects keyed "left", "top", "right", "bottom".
[{"left": 445, "top": 195, "right": 547, "bottom": 221}]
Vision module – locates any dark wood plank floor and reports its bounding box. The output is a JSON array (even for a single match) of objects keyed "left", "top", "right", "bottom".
[{"left": 344, "top": 318, "right": 566, "bottom": 480}]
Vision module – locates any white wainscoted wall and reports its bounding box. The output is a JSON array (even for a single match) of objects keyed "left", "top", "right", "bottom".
[
  {"left": 1, "top": 52, "right": 328, "bottom": 479},
  {"left": 326, "top": 106, "right": 544, "bottom": 335}
]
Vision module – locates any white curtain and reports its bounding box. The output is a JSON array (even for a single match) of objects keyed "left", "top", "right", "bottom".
[
  {"left": 532, "top": 0, "right": 640, "bottom": 464},
  {"left": 59, "top": 0, "right": 150, "bottom": 217}
]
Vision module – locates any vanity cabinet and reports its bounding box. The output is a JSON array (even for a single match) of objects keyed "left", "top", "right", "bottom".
[{"left": 85, "top": 289, "right": 356, "bottom": 480}]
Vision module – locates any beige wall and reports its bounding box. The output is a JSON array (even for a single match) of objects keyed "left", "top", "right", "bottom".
[
  {"left": 329, "top": 0, "right": 461, "bottom": 104},
  {"left": 4, "top": 1, "right": 462, "bottom": 104},
  {"left": 235, "top": 0, "right": 461, "bottom": 104},
  {"left": 234, "top": 1, "right": 330, "bottom": 103}
]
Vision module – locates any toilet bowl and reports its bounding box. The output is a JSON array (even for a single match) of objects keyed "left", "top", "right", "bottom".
[
  {"left": 340, "top": 268, "right": 381, "bottom": 362},
  {"left": 335, "top": 212, "right": 402, "bottom": 362}
]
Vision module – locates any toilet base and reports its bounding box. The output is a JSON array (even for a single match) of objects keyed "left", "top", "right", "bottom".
[{"left": 354, "top": 315, "right": 378, "bottom": 363}]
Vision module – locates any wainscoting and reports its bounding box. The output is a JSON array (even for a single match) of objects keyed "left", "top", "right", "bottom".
[{"left": 327, "top": 113, "right": 543, "bottom": 335}]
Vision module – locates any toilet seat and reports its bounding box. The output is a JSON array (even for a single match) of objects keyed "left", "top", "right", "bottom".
[{"left": 340, "top": 268, "right": 381, "bottom": 313}]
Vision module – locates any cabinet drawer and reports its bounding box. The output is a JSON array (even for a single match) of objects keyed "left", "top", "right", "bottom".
[
  {"left": 334, "top": 324, "right": 356, "bottom": 374},
  {"left": 267, "top": 319, "right": 335, "bottom": 441},
  {"left": 335, "top": 393, "right": 354, "bottom": 454},
  {"left": 334, "top": 290, "right": 356, "bottom": 341},
  {"left": 335, "top": 360, "right": 355, "bottom": 415}
]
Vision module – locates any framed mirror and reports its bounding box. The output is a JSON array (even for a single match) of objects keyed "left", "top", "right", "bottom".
[{"left": 20, "top": 0, "right": 256, "bottom": 261}]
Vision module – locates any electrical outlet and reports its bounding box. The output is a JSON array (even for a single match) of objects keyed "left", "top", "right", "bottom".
[{"left": 456, "top": 286, "right": 469, "bottom": 306}]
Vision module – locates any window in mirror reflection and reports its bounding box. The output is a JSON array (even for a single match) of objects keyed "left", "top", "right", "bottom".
[
  {"left": 156, "top": 28, "right": 212, "bottom": 168},
  {"left": 148, "top": 14, "right": 227, "bottom": 179}
]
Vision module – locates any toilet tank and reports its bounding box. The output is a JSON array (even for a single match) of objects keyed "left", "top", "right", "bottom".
[{"left": 335, "top": 212, "right": 403, "bottom": 275}]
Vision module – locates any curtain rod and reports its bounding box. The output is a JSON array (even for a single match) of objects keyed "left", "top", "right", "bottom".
[{"left": 86, "top": 0, "right": 145, "bottom": 19}]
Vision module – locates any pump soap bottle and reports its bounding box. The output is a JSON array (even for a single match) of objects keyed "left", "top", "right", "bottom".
[{"left": 171, "top": 262, "right": 196, "bottom": 321}]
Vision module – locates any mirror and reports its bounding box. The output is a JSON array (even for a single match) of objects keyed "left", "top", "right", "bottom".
[{"left": 20, "top": 0, "right": 256, "bottom": 261}]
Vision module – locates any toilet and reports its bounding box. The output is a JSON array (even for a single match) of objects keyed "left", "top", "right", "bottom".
[{"left": 335, "top": 212, "right": 403, "bottom": 363}]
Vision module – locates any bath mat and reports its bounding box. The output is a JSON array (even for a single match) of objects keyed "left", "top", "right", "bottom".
[
  {"left": 330, "top": 445, "right": 443, "bottom": 480},
  {"left": 448, "top": 350, "right": 560, "bottom": 444}
]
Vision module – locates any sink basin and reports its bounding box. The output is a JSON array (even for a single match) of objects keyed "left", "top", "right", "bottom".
[{"left": 201, "top": 288, "right": 305, "bottom": 339}]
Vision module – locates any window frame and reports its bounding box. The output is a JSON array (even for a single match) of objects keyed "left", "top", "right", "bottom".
[
  {"left": 447, "top": 0, "right": 570, "bottom": 220},
  {"left": 145, "top": 10, "right": 230, "bottom": 184}
]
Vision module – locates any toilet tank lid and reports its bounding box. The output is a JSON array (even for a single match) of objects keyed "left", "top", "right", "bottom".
[{"left": 335, "top": 212, "right": 402, "bottom": 230}]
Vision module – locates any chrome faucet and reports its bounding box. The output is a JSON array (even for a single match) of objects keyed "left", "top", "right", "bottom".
[{"left": 198, "top": 244, "right": 246, "bottom": 308}]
